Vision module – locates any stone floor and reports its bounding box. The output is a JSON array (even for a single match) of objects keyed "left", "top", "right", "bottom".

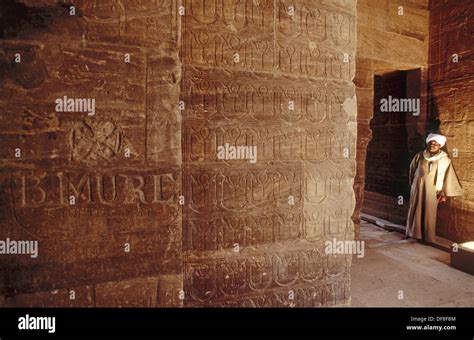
[{"left": 351, "top": 220, "right": 474, "bottom": 307}]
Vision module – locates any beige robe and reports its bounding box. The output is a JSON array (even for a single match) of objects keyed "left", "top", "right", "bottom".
[{"left": 406, "top": 150, "right": 463, "bottom": 243}]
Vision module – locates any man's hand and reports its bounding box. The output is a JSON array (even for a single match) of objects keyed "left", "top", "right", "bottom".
[{"left": 437, "top": 194, "right": 447, "bottom": 203}]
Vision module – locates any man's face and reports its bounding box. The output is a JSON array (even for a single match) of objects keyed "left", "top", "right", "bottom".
[{"left": 428, "top": 140, "right": 441, "bottom": 153}]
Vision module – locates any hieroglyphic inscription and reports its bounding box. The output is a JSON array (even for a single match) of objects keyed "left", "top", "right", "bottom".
[
  {"left": 184, "top": 243, "right": 350, "bottom": 306},
  {"left": 183, "top": 0, "right": 355, "bottom": 80},
  {"left": 182, "top": 0, "right": 357, "bottom": 306},
  {"left": 71, "top": 117, "right": 122, "bottom": 163}
]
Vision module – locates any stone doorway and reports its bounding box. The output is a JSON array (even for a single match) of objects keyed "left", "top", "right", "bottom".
[
  {"left": 362, "top": 71, "right": 412, "bottom": 227},
  {"left": 356, "top": 67, "right": 426, "bottom": 236}
]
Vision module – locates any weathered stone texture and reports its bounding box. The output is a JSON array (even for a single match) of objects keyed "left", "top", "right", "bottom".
[
  {"left": 4, "top": 274, "right": 183, "bottom": 307},
  {"left": 429, "top": 0, "right": 474, "bottom": 242},
  {"left": 5, "top": 285, "right": 94, "bottom": 307},
  {"left": 182, "top": 0, "right": 356, "bottom": 307},
  {"left": 357, "top": 0, "right": 429, "bottom": 67},
  {"left": 0, "top": 0, "right": 182, "bottom": 305}
]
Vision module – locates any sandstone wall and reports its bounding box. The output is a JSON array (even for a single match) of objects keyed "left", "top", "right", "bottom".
[
  {"left": 429, "top": 0, "right": 474, "bottom": 243},
  {"left": 354, "top": 0, "right": 429, "bottom": 235},
  {"left": 0, "top": 0, "right": 357, "bottom": 307},
  {"left": 0, "top": 0, "right": 182, "bottom": 307}
]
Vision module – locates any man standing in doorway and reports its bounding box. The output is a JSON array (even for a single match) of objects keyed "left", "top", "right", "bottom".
[{"left": 406, "top": 133, "right": 463, "bottom": 243}]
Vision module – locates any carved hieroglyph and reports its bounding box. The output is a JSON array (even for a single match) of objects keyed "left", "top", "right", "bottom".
[
  {"left": 429, "top": 0, "right": 474, "bottom": 242},
  {"left": 182, "top": 0, "right": 357, "bottom": 307},
  {"left": 71, "top": 117, "right": 122, "bottom": 163}
]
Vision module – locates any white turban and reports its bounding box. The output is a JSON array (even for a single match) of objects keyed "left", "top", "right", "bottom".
[{"left": 426, "top": 133, "right": 447, "bottom": 147}]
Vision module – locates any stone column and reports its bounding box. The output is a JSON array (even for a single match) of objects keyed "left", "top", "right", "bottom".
[
  {"left": 181, "top": 0, "right": 357, "bottom": 307},
  {"left": 0, "top": 0, "right": 182, "bottom": 307}
]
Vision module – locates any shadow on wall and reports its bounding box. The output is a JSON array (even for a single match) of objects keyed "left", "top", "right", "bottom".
[
  {"left": 0, "top": 0, "right": 82, "bottom": 39},
  {"left": 0, "top": 0, "right": 83, "bottom": 89}
]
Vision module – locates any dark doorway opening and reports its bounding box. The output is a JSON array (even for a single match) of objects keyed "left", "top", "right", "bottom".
[{"left": 362, "top": 70, "right": 422, "bottom": 226}]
